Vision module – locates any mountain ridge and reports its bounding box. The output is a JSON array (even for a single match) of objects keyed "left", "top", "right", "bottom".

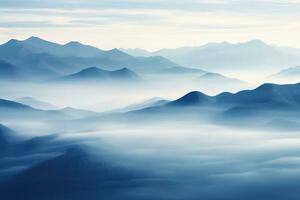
[
  {"left": 122, "top": 40, "right": 300, "bottom": 74},
  {"left": 0, "top": 36, "right": 203, "bottom": 81},
  {"left": 52, "top": 67, "right": 142, "bottom": 83}
]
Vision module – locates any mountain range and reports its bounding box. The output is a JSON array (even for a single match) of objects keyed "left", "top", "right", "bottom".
[
  {"left": 270, "top": 66, "right": 300, "bottom": 82},
  {"left": 0, "top": 98, "right": 97, "bottom": 121},
  {"left": 122, "top": 40, "right": 300, "bottom": 74},
  {"left": 0, "top": 37, "right": 203, "bottom": 81},
  {"left": 168, "top": 83, "right": 300, "bottom": 111},
  {"left": 52, "top": 67, "right": 142, "bottom": 83},
  {"left": 86, "top": 83, "right": 300, "bottom": 131},
  {"left": 15, "top": 97, "right": 58, "bottom": 110},
  {"left": 196, "top": 72, "right": 249, "bottom": 87}
]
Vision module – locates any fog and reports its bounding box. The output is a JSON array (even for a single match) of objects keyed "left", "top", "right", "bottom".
[
  {"left": 0, "top": 75, "right": 254, "bottom": 112},
  {"left": 1, "top": 79, "right": 300, "bottom": 200}
]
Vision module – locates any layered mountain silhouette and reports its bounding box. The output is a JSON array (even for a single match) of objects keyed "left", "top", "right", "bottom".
[
  {"left": 0, "top": 60, "right": 22, "bottom": 81},
  {"left": 169, "top": 83, "right": 300, "bottom": 109},
  {"left": 196, "top": 72, "right": 249, "bottom": 87},
  {"left": 0, "top": 99, "right": 67, "bottom": 120},
  {"left": 52, "top": 67, "right": 142, "bottom": 83},
  {"left": 0, "top": 37, "right": 202, "bottom": 81},
  {"left": 0, "top": 124, "right": 17, "bottom": 154},
  {"left": 15, "top": 97, "right": 58, "bottom": 110},
  {"left": 0, "top": 99, "right": 97, "bottom": 120},
  {"left": 270, "top": 66, "right": 300, "bottom": 82},
  {"left": 112, "top": 97, "right": 169, "bottom": 112},
  {"left": 21, "top": 36, "right": 105, "bottom": 58},
  {"left": 123, "top": 40, "right": 300, "bottom": 73},
  {"left": 96, "top": 83, "right": 300, "bottom": 124}
]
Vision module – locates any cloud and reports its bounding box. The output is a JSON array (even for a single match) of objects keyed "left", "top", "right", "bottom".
[
  {"left": 1, "top": 0, "right": 300, "bottom": 14},
  {"left": 0, "top": 21, "right": 69, "bottom": 28},
  {"left": 1, "top": 0, "right": 300, "bottom": 50}
]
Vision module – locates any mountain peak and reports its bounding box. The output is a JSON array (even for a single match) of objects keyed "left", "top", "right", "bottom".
[
  {"left": 78, "top": 67, "right": 106, "bottom": 74},
  {"left": 254, "top": 83, "right": 276, "bottom": 91},
  {"left": 25, "top": 36, "right": 44, "bottom": 42},
  {"left": 107, "top": 48, "right": 126, "bottom": 55},
  {"left": 55, "top": 67, "right": 142, "bottom": 83},
  {"left": 245, "top": 39, "right": 266, "bottom": 46},
  {"left": 169, "top": 91, "right": 212, "bottom": 106},
  {"left": 200, "top": 72, "right": 225, "bottom": 79},
  {"left": 4, "top": 39, "right": 21, "bottom": 46},
  {"left": 115, "top": 67, "right": 130, "bottom": 72},
  {"left": 65, "top": 41, "right": 82, "bottom": 46}
]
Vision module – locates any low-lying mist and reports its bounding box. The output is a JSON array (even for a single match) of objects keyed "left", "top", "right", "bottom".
[
  {"left": 0, "top": 76, "right": 255, "bottom": 112},
  {"left": 1, "top": 79, "right": 300, "bottom": 200}
]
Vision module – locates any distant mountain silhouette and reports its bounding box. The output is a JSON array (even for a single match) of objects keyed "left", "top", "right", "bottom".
[
  {"left": 123, "top": 40, "right": 300, "bottom": 73},
  {"left": 217, "top": 83, "right": 300, "bottom": 107},
  {"left": 81, "top": 82, "right": 297, "bottom": 131},
  {"left": 196, "top": 72, "right": 249, "bottom": 87},
  {"left": 15, "top": 97, "right": 58, "bottom": 110},
  {"left": 59, "top": 107, "right": 98, "bottom": 118},
  {"left": 0, "top": 99, "right": 68, "bottom": 120},
  {"left": 0, "top": 99, "right": 35, "bottom": 110},
  {"left": 120, "top": 48, "right": 151, "bottom": 57},
  {"left": 270, "top": 66, "right": 300, "bottom": 82},
  {"left": 0, "top": 60, "right": 22, "bottom": 81},
  {"left": 169, "top": 83, "right": 300, "bottom": 109},
  {"left": 53, "top": 67, "right": 142, "bottom": 83},
  {"left": 0, "top": 37, "right": 203, "bottom": 81},
  {"left": 23, "top": 36, "right": 104, "bottom": 58},
  {"left": 112, "top": 97, "right": 169, "bottom": 112},
  {"left": 0, "top": 99, "right": 95, "bottom": 120},
  {"left": 82, "top": 83, "right": 300, "bottom": 126},
  {"left": 169, "top": 91, "right": 213, "bottom": 106}
]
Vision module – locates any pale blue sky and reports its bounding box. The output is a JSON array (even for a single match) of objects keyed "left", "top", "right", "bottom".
[{"left": 0, "top": 0, "right": 300, "bottom": 50}]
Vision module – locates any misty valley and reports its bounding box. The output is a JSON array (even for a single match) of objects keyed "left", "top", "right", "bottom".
[{"left": 1, "top": 37, "right": 300, "bottom": 200}]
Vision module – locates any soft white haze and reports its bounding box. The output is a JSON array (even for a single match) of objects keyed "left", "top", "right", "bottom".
[{"left": 1, "top": 0, "right": 300, "bottom": 50}]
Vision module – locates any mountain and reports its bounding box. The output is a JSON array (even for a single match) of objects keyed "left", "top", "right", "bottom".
[
  {"left": 52, "top": 67, "right": 142, "bottom": 83},
  {"left": 218, "top": 83, "right": 300, "bottom": 107},
  {"left": 169, "top": 91, "right": 213, "bottom": 107},
  {"left": 112, "top": 97, "right": 169, "bottom": 112},
  {"left": 123, "top": 40, "right": 300, "bottom": 74},
  {"left": 0, "top": 60, "right": 24, "bottom": 81},
  {"left": 196, "top": 72, "right": 249, "bottom": 87},
  {"left": 0, "top": 99, "right": 67, "bottom": 120},
  {"left": 170, "top": 83, "right": 300, "bottom": 108},
  {"left": 0, "top": 39, "right": 64, "bottom": 79},
  {"left": 0, "top": 146, "right": 147, "bottom": 200},
  {"left": 120, "top": 48, "right": 151, "bottom": 57},
  {"left": 22, "top": 36, "right": 104, "bottom": 58},
  {"left": 0, "top": 98, "right": 100, "bottom": 121},
  {"left": 59, "top": 107, "right": 98, "bottom": 118},
  {"left": 124, "top": 83, "right": 300, "bottom": 129},
  {"left": 0, "top": 124, "right": 17, "bottom": 154},
  {"left": 270, "top": 66, "right": 300, "bottom": 82},
  {"left": 0, "top": 37, "right": 203, "bottom": 81},
  {"left": 15, "top": 97, "right": 58, "bottom": 110}
]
